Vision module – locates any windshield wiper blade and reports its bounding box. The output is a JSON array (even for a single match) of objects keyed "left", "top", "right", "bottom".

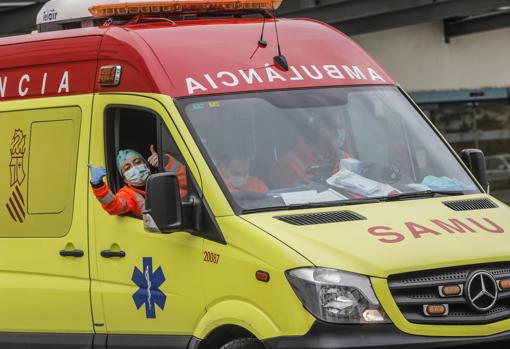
[
  {"left": 382, "top": 190, "right": 464, "bottom": 202},
  {"left": 240, "top": 198, "right": 382, "bottom": 214}
]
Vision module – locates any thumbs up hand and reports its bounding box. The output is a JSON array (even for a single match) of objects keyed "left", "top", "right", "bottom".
[
  {"left": 88, "top": 164, "right": 107, "bottom": 186},
  {"left": 148, "top": 144, "right": 159, "bottom": 167}
]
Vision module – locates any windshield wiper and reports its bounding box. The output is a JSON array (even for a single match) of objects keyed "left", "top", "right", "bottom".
[
  {"left": 381, "top": 190, "right": 465, "bottom": 202},
  {"left": 240, "top": 198, "right": 381, "bottom": 214}
]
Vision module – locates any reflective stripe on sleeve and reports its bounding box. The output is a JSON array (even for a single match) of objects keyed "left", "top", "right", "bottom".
[
  {"left": 134, "top": 192, "right": 146, "bottom": 212},
  {"left": 118, "top": 198, "right": 128, "bottom": 214},
  {"left": 287, "top": 153, "right": 307, "bottom": 177},
  {"left": 169, "top": 160, "right": 182, "bottom": 173},
  {"left": 98, "top": 191, "right": 115, "bottom": 205}
]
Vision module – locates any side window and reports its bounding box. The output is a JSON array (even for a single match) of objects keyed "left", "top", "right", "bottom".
[
  {"left": 0, "top": 107, "right": 81, "bottom": 237},
  {"left": 104, "top": 106, "right": 188, "bottom": 196}
]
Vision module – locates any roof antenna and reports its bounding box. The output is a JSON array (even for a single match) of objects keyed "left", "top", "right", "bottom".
[
  {"left": 271, "top": 0, "right": 289, "bottom": 71},
  {"left": 258, "top": 10, "right": 268, "bottom": 47}
]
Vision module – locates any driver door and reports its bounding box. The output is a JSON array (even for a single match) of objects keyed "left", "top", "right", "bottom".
[{"left": 88, "top": 95, "right": 205, "bottom": 345}]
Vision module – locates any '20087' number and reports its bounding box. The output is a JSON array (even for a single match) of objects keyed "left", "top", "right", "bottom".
[{"left": 203, "top": 251, "right": 220, "bottom": 264}]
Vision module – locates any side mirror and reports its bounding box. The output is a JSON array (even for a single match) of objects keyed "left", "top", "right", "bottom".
[
  {"left": 143, "top": 173, "right": 198, "bottom": 233},
  {"left": 461, "top": 149, "right": 489, "bottom": 192}
]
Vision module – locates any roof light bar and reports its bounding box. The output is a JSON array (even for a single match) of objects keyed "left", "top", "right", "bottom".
[{"left": 89, "top": 0, "right": 282, "bottom": 18}]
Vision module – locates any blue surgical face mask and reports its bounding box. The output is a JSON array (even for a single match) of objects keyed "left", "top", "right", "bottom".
[
  {"left": 124, "top": 164, "right": 150, "bottom": 186},
  {"left": 229, "top": 174, "right": 249, "bottom": 188},
  {"left": 336, "top": 129, "right": 346, "bottom": 149}
]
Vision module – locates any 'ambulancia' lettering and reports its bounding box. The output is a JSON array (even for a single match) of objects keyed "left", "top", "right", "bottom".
[
  {"left": 185, "top": 64, "right": 388, "bottom": 95},
  {"left": 0, "top": 71, "right": 72, "bottom": 99}
]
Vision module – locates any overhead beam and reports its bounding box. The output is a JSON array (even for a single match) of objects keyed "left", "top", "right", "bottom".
[
  {"left": 0, "top": 0, "right": 47, "bottom": 2},
  {"left": 0, "top": 2, "right": 45, "bottom": 34},
  {"left": 278, "top": 0, "right": 510, "bottom": 35},
  {"left": 444, "top": 11, "right": 510, "bottom": 41},
  {"left": 279, "top": 0, "right": 455, "bottom": 22},
  {"left": 329, "top": 0, "right": 510, "bottom": 35}
]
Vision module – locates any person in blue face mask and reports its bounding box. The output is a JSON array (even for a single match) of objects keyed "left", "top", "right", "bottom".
[{"left": 88, "top": 149, "right": 153, "bottom": 217}]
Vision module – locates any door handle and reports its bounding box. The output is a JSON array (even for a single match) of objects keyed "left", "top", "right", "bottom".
[
  {"left": 60, "top": 249, "right": 84, "bottom": 258},
  {"left": 101, "top": 250, "right": 126, "bottom": 258}
]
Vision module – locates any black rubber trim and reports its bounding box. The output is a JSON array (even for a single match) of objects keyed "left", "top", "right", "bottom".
[
  {"left": 93, "top": 334, "right": 107, "bottom": 348},
  {"left": 0, "top": 333, "right": 93, "bottom": 348},
  {"left": 91, "top": 181, "right": 105, "bottom": 189},
  {"left": 107, "top": 334, "right": 192, "bottom": 349},
  {"left": 187, "top": 337, "right": 201, "bottom": 349},
  {"left": 263, "top": 322, "right": 510, "bottom": 349}
]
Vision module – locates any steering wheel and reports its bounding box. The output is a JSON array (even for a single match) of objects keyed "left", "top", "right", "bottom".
[{"left": 362, "top": 162, "right": 401, "bottom": 182}]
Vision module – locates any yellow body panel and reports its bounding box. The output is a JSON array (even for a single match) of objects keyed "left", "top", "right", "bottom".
[
  {"left": 241, "top": 194, "right": 510, "bottom": 278},
  {"left": 0, "top": 96, "right": 93, "bottom": 333},
  {"left": 89, "top": 94, "right": 206, "bottom": 335},
  {"left": 197, "top": 216, "right": 315, "bottom": 340}
]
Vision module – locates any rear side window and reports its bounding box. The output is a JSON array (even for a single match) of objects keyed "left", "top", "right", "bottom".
[{"left": 0, "top": 107, "right": 81, "bottom": 238}]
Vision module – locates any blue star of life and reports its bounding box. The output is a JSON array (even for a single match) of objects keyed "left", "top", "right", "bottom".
[{"left": 132, "top": 257, "right": 166, "bottom": 319}]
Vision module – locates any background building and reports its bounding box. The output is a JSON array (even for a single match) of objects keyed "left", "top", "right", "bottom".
[{"left": 2, "top": 0, "right": 510, "bottom": 202}]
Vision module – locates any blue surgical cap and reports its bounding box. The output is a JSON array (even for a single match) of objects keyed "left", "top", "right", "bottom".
[{"left": 117, "top": 149, "right": 144, "bottom": 174}]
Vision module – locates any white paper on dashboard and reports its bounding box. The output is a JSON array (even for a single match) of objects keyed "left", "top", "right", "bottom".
[
  {"left": 327, "top": 169, "right": 401, "bottom": 197},
  {"left": 281, "top": 189, "right": 347, "bottom": 206},
  {"left": 327, "top": 169, "right": 381, "bottom": 195}
]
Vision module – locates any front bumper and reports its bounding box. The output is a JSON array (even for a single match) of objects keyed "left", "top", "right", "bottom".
[{"left": 263, "top": 322, "right": 510, "bottom": 349}]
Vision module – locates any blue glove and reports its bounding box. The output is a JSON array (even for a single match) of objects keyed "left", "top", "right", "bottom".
[{"left": 88, "top": 164, "right": 107, "bottom": 186}]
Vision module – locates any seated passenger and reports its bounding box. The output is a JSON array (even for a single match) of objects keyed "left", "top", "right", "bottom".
[
  {"left": 219, "top": 155, "right": 268, "bottom": 193},
  {"left": 88, "top": 147, "right": 187, "bottom": 217},
  {"left": 271, "top": 115, "right": 350, "bottom": 188}
]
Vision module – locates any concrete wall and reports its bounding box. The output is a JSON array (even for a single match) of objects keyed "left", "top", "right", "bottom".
[{"left": 352, "top": 22, "right": 510, "bottom": 92}]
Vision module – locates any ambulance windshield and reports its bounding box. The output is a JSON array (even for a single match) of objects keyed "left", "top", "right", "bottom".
[{"left": 178, "top": 86, "right": 480, "bottom": 212}]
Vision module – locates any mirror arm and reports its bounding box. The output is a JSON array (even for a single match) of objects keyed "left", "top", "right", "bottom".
[
  {"left": 191, "top": 196, "right": 202, "bottom": 232},
  {"left": 180, "top": 195, "right": 202, "bottom": 232}
]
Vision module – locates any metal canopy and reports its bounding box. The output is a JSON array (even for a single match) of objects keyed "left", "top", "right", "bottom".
[
  {"left": 0, "top": 0, "right": 510, "bottom": 38},
  {"left": 0, "top": 0, "right": 47, "bottom": 35},
  {"left": 278, "top": 0, "right": 510, "bottom": 39}
]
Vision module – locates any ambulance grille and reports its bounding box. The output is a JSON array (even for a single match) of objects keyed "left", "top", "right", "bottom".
[
  {"left": 275, "top": 211, "right": 365, "bottom": 226},
  {"left": 443, "top": 198, "right": 498, "bottom": 211},
  {"left": 388, "top": 262, "right": 510, "bottom": 325}
]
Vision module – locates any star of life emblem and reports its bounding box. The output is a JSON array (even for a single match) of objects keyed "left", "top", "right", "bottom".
[{"left": 132, "top": 257, "right": 166, "bottom": 319}]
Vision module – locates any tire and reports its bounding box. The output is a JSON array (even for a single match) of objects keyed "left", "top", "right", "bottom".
[{"left": 219, "top": 338, "right": 265, "bottom": 349}]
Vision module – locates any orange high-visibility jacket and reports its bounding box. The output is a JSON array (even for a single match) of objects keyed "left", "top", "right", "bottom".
[
  {"left": 271, "top": 140, "right": 350, "bottom": 188},
  {"left": 226, "top": 176, "right": 268, "bottom": 193},
  {"left": 92, "top": 182, "right": 146, "bottom": 217},
  {"left": 92, "top": 155, "right": 187, "bottom": 217},
  {"left": 164, "top": 154, "right": 188, "bottom": 198}
]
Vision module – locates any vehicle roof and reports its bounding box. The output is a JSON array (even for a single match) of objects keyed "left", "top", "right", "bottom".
[{"left": 0, "top": 18, "right": 395, "bottom": 101}]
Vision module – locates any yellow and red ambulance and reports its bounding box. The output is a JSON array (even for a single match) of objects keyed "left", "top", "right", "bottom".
[{"left": 0, "top": 0, "right": 509, "bottom": 348}]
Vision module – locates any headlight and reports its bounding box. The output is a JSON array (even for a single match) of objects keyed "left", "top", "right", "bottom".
[{"left": 286, "top": 268, "right": 389, "bottom": 324}]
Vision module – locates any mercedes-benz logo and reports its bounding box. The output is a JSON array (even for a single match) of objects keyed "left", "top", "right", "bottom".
[{"left": 466, "top": 271, "right": 498, "bottom": 312}]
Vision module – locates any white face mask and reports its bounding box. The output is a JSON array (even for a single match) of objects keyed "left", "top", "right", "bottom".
[
  {"left": 124, "top": 164, "right": 150, "bottom": 186},
  {"left": 229, "top": 174, "right": 249, "bottom": 188}
]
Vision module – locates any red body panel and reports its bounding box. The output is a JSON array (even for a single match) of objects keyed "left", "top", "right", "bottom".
[
  {"left": 0, "top": 18, "right": 395, "bottom": 101},
  {"left": 0, "top": 29, "right": 103, "bottom": 101}
]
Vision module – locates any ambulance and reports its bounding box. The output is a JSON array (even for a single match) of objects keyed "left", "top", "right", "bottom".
[{"left": 0, "top": 0, "right": 509, "bottom": 348}]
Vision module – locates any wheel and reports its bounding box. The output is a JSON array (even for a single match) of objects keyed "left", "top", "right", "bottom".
[{"left": 219, "top": 338, "right": 265, "bottom": 349}]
